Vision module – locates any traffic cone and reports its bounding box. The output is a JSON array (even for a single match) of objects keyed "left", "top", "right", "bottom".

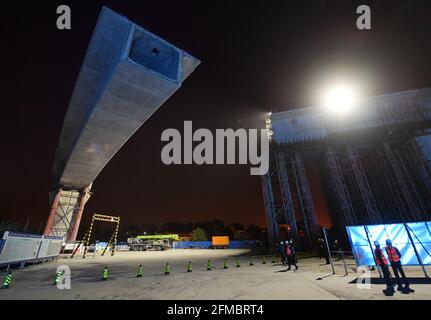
[
  {"left": 236, "top": 258, "right": 241, "bottom": 268},
  {"left": 186, "top": 261, "right": 193, "bottom": 273},
  {"left": 164, "top": 263, "right": 171, "bottom": 275},
  {"left": 101, "top": 266, "right": 109, "bottom": 280},
  {"left": 207, "top": 259, "right": 213, "bottom": 271},
  {"left": 223, "top": 258, "right": 228, "bottom": 269},
  {"left": 249, "top": 257, "right": 254, "bottom": 266},
  {"left": 53, "top": 271, "right": 64, "bottom": 285},
  {"left": 272, "top": 256, "right": 276, "bottom": 263},
  {"left": 136, "top": 264, "right": 144, "bottom": 277},
  {"left": 262, "top": 256, "right": 266, "bottom": 264},
  {"left": 2, "top": 271, "right": 12, "bottom": 289}
]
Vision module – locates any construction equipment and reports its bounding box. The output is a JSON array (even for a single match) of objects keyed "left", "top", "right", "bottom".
[
  {"left": 127, "top": 234, "right": 179, "bottom": 251},
  {"left": 211, "top": 236, "right": 229, "bottom": 249}
]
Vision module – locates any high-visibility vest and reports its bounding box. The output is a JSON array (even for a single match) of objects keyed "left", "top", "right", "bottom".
[
  {"left": 385, "top": 247, "right": 400, "bottom": 263},
  {"left": 375, "top": 248, "right": 388, "bottom": 266}
]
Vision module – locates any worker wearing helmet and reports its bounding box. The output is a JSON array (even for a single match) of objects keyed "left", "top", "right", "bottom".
[
  {"left": 286, "top": 240, "right": 298, "bottom": 271},
  {"left": 385, "top": 239, "right": 414, "bottom": 293},
  {"left": 374, "top": 241, "right": 394, "bottom": 295},
  {"left": 278, "top": 241, "right": 287, "bottom": 265}
]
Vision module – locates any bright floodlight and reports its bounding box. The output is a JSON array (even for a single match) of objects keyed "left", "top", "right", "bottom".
[{"left": 323, "top": 85, "right": 358, "bottom": 116}]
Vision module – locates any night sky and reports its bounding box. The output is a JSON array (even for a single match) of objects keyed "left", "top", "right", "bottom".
[{"left": 2, "top": 1, "right": 431, "bottom": 231}]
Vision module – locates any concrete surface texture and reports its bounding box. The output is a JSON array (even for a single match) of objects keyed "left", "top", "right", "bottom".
[
  {"left": 52, "top": 6, "right": 200, "bottom": 190},
  {"left": 270, "top": 87, "right": 431, "bottom": 144},
  {"left": 1, "top": 250, "right": 430, "bottom": 300}
]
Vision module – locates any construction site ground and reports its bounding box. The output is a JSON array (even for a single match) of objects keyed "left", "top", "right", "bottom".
[{"left": 1, "top": 249, "right": 430, "bottom": 300}]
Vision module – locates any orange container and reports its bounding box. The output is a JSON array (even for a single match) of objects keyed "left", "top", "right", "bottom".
[{"left": 212, "top": 236, "right": 229, "bottom": 247}]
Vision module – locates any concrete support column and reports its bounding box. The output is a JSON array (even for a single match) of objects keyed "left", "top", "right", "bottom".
[
  {"left": 43, "top": 188, "right": 63, "bottom": 236},
  {"left": 68, "top": 185, "right": 92, "bottom": 242}
]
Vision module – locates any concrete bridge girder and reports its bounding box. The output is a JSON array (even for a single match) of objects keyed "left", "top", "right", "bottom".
[{"left": 45, "top": 7, "right": 200, "bottom": 240}]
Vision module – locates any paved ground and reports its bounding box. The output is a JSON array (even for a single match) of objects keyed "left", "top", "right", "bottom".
[{"left": 1, "top": 249, "right": 430, "bottom": 300}]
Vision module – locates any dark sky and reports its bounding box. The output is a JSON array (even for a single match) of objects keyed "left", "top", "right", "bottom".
[{"left": 2, "top": 1, "right": 431, "bottom": 231}]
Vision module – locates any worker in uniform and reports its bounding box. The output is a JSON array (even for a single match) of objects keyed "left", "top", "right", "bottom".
[
  {"left": 286, "top": 240, "right": 298, "bottom": 271},
  {"left": 333, "top": 240, "right": 342, "bottom": 261},
  {"left": 374, "top": 241, "right": 394, "bottom": 295},
  {"left": 279, "top": 241, "right": 287, "bottom": 265},
  {"left": 317, "top": 238, "right": 325, "bottom": 259},
  {"left": 385, "top": 239, "right": 414, "bottom": 293}
]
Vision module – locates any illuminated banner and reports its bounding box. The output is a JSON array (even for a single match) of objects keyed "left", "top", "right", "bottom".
[{"left": 346, "top": 222, "right": 431, "bottom": 266}]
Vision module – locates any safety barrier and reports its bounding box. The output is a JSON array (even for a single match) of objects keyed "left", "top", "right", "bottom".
[
  {"left": 173, "top": 241, "right": 211, "bottom": 249},
  {"left": 0, "top": 231, "right": 63, "bottom": 269},
  {"left": 173, "top": 240, "right": 250, "bottom": 249},
  {"left": 0, "top": 254, "right": 283, "bottom": 288}
]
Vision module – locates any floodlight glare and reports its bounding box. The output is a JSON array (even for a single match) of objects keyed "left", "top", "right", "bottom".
[{"left": 323, "top": 85, "right": 358, "bottom": 116}]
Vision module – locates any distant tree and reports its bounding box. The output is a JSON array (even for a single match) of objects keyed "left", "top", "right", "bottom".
[
  {"left": 161, "top": 222, "right": 194, "bottom": 234},
  {"left": 233, "top": 230, "right": 248, "bottom": 240},
  {"left": 141, "top": 224, "right": 159, "bottom": 235},
  {"left": 125, "top": 225, "right": 141, "bottom": 237},
  {"left": 212, "top": 219, "right": 225, "bottom": 235},
  {"left": 247, "top": 224, "right": 264, "bottom": 240},
  {"left": 191, "top": 227, "right": 208, "bottom": 241},
  {"left": 228, "top": 223, "right": 244, "bottom": 231},
  {"left": 0, "top": 220, "right": 22, "bottom": 236},
  {"left": 195, "top": 222, "right": 213, "bottom": 238}
]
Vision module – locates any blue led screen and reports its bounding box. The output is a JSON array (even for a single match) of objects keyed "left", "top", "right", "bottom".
[{"left": 346, "top": 222, "right": 431, "bottom": 266}]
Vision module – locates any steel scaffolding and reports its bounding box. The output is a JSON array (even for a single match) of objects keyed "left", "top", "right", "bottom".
[
  {"left": 261, "top": 173, "right": 279, "bottom": 246},
  {"left": 324, "top": 148, "right": 357, "bottom": 226},
  {"left": 275, "top": 151, "right": 299, "bottom": 241},
  {"left": 383, "top": 143, "right": 425, "bottom": 221},
  {"left": 292, "top": 152, "right": 320, "bottom": 244},
  {"left": 402, "top": 138, "right": 431, "bottom": 208},
  {"left": 262, "top": 88, "right": 431, "bottom": 246},
  {"left": 345, "top": 145, "right": 381, "bottom": 224},
  {"left": 366, "top": 151, "right": 401, "bottom": 222}
]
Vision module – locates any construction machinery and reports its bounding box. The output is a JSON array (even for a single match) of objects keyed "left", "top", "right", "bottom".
[{"left": 127, "top": 234, "right": 179, "bottom": 251}]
